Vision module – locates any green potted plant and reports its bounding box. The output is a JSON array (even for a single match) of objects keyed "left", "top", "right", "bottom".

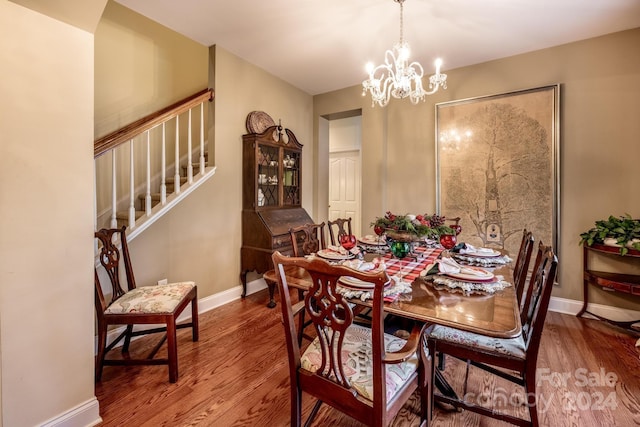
[{"left": 579, "top": 214, "right": 640, "bottom": 255}]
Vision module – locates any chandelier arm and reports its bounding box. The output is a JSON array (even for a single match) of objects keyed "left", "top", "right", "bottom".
[{"left": 362, "top": 0, "right": 447, "bottom": 107}]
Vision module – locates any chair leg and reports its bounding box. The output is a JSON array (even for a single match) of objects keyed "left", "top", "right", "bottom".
[
  {"left": 525, "top": 366, "right": 539, "bottom": 427},
  {"left": 122, "top": 324, "right": 134, "bottom": 353},
  {"left": 419, "top": 333, "right": 433, "bottom": 424},
  {"left": 95, "top": 325, "right": 107, "bottom": 382},
  {"left": 191, "top": 295, "right": 199, "bottom": 342},
  {"left": 291, "top": 381, "right": 302, "bottom": 427},
  {"left": 427, "top": 337, "right": 438, "bottom": 420},
  {"left": 167, "top": 319, "right": 178, "bottom": 383}
]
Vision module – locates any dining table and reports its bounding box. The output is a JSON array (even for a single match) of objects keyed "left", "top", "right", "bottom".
[{"left": 262, "top": 245, "right": 521, "bottom": 339}]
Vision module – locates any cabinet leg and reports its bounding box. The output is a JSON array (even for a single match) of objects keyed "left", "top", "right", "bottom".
[
  {"left": 240, "top": 271, "right": 248, "bottom": 298},
  {"left": 266, "top": 279, "right": 277, "bottom": 308}
]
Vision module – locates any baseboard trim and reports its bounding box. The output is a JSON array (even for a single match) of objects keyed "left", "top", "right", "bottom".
[
  {"left": 40, "top": 398, "right": 101, "bottom": 427},
  {"left": 549, "top": 296, "right": 640, "bottom": 321}
]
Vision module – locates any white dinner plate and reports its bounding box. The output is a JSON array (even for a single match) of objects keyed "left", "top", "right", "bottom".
[
  {"left": 444, "top": 267, "right": 495, "bottom": 282},
  {"left": 358, "top": 236, "right": 386, "bottom": 246},
  {"left": 317, "top": 249, "right": 354, "bottom": 260},
  {"left": 338, "top": 276, "right": 375, "bottom": 289},
  {"left": 338, "top": 276, "right": 391, "bottom": 290},
  {"left": 462, "top": 248, "right": 501, "bottom": 258}
]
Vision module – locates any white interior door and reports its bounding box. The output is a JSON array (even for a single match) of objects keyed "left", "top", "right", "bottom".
[{"left": 329, "top": 150, "right": 361, "bottom": 236}]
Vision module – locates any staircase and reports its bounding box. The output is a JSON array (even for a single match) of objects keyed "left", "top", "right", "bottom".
[
  {"left": 94, "top": 88, "right": 216, "bottom": 241},
  {"left": 124, "top": 155, "right": 207, "bottom": 224}
]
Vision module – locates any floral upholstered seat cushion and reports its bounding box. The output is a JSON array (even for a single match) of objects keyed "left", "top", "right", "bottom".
[
  {"left": 429, "top": 325, "right": 526, "bottom": 359},
  {"left": 300, "top": 324, "right": 419, "bottom": 402},
  {"left": 106, "top": 281, "right": 195, "bottom": 314}
]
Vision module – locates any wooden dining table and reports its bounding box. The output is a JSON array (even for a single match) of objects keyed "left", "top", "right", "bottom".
[{"left": 262, "top": 246, "right": 522, "bottom": 339}]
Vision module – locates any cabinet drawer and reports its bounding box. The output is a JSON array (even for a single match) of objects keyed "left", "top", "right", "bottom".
[{"left": 272, "top": 235, "right": 292, "bottom": 250}]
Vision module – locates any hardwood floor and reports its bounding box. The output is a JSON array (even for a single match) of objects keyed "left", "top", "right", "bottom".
[{"left": 95, "top": 289, "right": 640, "bottom": 426}]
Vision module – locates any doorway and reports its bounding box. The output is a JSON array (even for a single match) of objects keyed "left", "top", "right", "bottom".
[{"left": 328, "top": 116, "right": 362, "bottom": 236}]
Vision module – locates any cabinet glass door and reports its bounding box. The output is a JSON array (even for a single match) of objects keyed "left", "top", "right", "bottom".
[
  {"left": 282, "top": 149, "right": 300, "bottom": 206},
  {"left": 257, "top": 143, "right": 279, "bottom": 207}
]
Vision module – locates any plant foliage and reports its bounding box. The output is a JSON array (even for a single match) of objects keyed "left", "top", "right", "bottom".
[{"left": 579, "top": 214, "right": 640, "bottom": 256}]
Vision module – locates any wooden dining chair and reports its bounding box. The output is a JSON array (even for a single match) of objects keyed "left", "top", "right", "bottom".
[
  {"left": 427, "top": 242, "right": 558, "bottom": 426},
  {"left": 272, "top": 251, "right": 433, "bottom": 427},
  {"left": 327, "top": 217, "right": 352, "bottom": 246},
  {"left": 435, "top": 229, "right": 534, "bottom": 372},
  {"left": 289, "top": 221, "right": 327, "bottom": 256},
  {"left": 94, "top": 227, "right": 199, "bottom": 383},
  {"left": 288, "top": 222, "right": 328, "bottom": 344}
]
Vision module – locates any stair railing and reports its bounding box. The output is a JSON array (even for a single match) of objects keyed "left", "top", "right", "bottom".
[{"left": 94, "top": 88, "right": 215, "bottom": 241}]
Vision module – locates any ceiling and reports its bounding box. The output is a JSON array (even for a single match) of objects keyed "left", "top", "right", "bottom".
[{"left": 115, "top": 0, "right": 640, "bottom": 95}]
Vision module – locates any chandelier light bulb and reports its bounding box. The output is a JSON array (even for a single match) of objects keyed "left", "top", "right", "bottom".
[
  {"left": 435, "top": 58, "right": 442, "bottom": 75},
  {"left": 362, "top": 0, "right": 448, "bottom": 107},
  {"left": 366, "top": 62, "right": 374, "bottom": 73}
]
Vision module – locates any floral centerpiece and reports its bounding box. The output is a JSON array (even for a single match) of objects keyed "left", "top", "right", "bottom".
[{"left": 371, "top": 211, "right": 454, "bottom": 242}]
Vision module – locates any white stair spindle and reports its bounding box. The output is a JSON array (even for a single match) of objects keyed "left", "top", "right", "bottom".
[
  {"left": 187, "top": 109, "right": 193, "bottom": 184},
  {"left": 161, "top": 122, "right": 167, "bottom": 204},
  {"left": 145, "top": 130, "right": 152, "bottom": 216},
  {"left": 200, "top": 102, "right": 205, "bottom": 175},
  {"left": 174, "top": 115, "right": 181, "bottom": 194},
  {"left": 128, "top": 140, "right": 136, "bottom": 229},
  {"left": 110, "top": 150, "right": 117, "bottom": 228}
]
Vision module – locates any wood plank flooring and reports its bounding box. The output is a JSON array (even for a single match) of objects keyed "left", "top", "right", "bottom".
[{"left": 95, "top": 289, "right": 640, "bottom": 426}]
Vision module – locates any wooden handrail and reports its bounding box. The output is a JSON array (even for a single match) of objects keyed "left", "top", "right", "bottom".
[{"left": 94, "top": 88, "right": 214, "bottom": 158}]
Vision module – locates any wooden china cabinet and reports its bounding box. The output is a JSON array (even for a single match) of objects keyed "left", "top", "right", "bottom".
[{"left": 240, "top": 124, "right": 312, "bottom": 303}]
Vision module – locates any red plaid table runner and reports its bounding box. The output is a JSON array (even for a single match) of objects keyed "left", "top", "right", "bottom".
[{"left": 382, "top": 247, "right": 443, "bottom": 281}]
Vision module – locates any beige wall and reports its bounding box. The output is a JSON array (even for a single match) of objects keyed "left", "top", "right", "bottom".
[
  {"left": 95, "top": 4, "right": 313, "bottom": 298},
  {"left": 0, "top": 1, "right": 97, "bottom": 426},
  {"left": 314, "top": 28, "right": 640, "bottom": 310},
  {"left": 94, "top": 1, "right": 210, "bottom": 220}
]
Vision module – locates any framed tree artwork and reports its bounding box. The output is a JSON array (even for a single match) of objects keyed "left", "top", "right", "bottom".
[{"left": 435, "top": 85, "right": 560, "bottom": 257}]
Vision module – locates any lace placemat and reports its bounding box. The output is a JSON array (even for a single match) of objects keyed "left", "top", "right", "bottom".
[
  {"left": 336, "top": 277, "right": 413, "bottom": 302},
  {"left": 453, "top": 254, "right": 512, "bottom": 267},
  {"left": 431, "top": 275, "right": 512, "bottom": 294}
]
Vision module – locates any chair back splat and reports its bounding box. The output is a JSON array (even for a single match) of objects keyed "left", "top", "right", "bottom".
[
  {"left": 272, "top": 251, "right": 433, "bottom": 427},
  {"left": 520, "top": 242, "right": 558, "bottom": 351},
  {"left": 289, "top": 222, "right": 327, "bottom": 256},
  {"left": 513, "top": 229, "right": 535, "bottom": 306},
  {"left": 94, "top": 226, "right": 199, "bottom": 383},
  {"left": 327, "top": 217, "right": 352, "bottom": 246}
]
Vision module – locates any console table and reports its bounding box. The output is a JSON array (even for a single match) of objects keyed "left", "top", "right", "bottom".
[{"left": 578, "top": 243, "right": 640, "bottom": 334}]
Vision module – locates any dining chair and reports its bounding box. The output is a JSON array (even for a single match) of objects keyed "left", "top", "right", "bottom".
[
  {"left": 272, "top": 251, "right": 433, "bottom": 427},
  {"left": 327, "top": 217, "right": 352, "bottom": 246},
  {"left": 427, "top": 242, "right": 558, "bottom": 427},
  {"left": 94, "top": 227, "right": 199, "bottom": 383},
  {"left": 289, "top": 221, "right": 327, "bottom": 256},
  {"left": 288, "top": 222, "right": 327, "bottom": 344},
  {"left": 435, "top": 229, "right": 535, "bottom": 372}
]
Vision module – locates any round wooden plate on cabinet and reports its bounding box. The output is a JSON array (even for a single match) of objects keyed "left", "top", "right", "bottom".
[{"left": 246, "top": 111, "right": 276, "bottom": 134}]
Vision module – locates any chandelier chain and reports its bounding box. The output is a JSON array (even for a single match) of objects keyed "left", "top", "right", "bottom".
[
  {"left": 362, "top": 0, "right": 448, "bottom": 107},
  {"left": 398, "top": 0, "right": 404, "bottom": 45}
]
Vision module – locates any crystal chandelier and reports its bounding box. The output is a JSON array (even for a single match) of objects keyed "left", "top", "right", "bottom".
[{"left": 362, "top": 0, "right": 447, "bottom": 107}]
